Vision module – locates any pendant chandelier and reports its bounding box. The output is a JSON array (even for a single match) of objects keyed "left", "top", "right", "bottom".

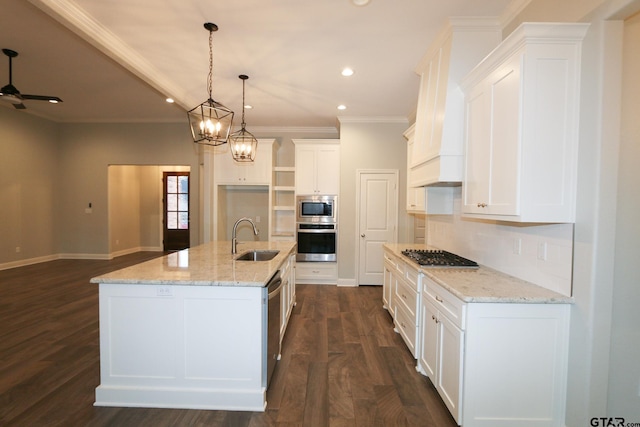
[
  {"left": 229, "top": 75, "right": 258, "bottom": 162},
  {"left": 187, "top": 22, "right": 234, "bottom": 146}
]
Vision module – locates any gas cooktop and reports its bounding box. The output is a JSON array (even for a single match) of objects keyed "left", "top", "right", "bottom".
[{"left": 401, "top": 249, "right": 479, "bottom": 268}]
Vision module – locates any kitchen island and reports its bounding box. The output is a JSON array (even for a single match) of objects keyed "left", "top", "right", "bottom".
[{"left": 90, "top": 240, "right": 296, "bottom": 411}]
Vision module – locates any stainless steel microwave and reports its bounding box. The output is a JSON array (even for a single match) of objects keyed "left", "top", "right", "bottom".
[{"left": 296, "top": 195, "right": 336, "bottom": 223}]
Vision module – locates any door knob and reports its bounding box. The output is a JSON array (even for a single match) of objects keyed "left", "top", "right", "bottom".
[{"left": 361, "top": 233, "right": 366, "bottom": 238}]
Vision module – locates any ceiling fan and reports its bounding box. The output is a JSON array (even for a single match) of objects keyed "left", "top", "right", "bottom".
[{"left": 0, "top": 48, "right": 63, "bottom": 110}]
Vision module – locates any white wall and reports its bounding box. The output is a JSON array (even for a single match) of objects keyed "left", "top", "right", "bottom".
[
  {"left": 427, "top": 188, "right": 574, "bottom": 295},
  {"left": 608, "top": 10, "right": 640, "bottom": 418}
]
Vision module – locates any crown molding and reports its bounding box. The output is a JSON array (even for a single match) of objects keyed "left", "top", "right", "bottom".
[{"left": 28, "top": 0, "right": 188, "bottom": 108}]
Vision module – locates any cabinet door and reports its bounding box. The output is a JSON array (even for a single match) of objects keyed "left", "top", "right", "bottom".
[
  {"left": 419, "top": 297, "right": 438, "bottom": 380},
  {"left": 437, "top": 313, "right": 464, "bottom": 424},
  {"left": 315, "top": 146, "right": 340, "bottom": 194},
  {"left": 463, "top": 82, "right": 491, "bottom": 213},
  {"left": 214, "top": 143, "right": 271, "bottom": 184},
  {"left": 295, "top": 146, "right": 316, "bottom": 194},
  {"left": 463, "top": 55, "right": 521, "bottom": 216},
  {"left": 383, "top": 258, "right": 393, "bottom": 311},
  {"left": 485, "top": 55, "right": 521, "bottom": 215}
]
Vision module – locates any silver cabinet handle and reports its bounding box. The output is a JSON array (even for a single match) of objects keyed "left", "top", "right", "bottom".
[{"left": 435, "top": 296, "right": 443, "bottom": 303}]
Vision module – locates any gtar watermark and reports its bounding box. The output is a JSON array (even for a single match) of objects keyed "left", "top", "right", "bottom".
[{"left": 590, "top": 418, "right": 640, "bottom": 427}]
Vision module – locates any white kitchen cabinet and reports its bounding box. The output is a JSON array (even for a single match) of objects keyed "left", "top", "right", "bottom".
[
  {"left": 295, "top": 261, "right": 337, "bottom": 285},
  {"left": 418, "top": 275, "right": 570, "bottom": 427},
  {"left": 213, "top": 139, "right": 274, "bottom": 184},
  {"left": 293, "top": 139, "right": 340, "bottom": 195},
  {"left": 280, "top": 253, "right": 296, "bottom": 347},
  {"left": 419, "top": 279, "right": 466, "bottom": 423},
  {"left": 411, "top": 18, "right": 501, "bottom": 186},
  {"left": 461, "top": 23, "right": 589, "bottom": 222},
  {"left": 382, "top": 252, "right": 396, "bottom": 312}
]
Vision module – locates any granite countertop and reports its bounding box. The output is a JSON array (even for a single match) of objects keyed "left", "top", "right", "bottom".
[
  {"left": 90, "top": 241, "right": 297, "bottom": 287},
  {"left": 384, "top": 243, "right": 573, "bottom": 304}
]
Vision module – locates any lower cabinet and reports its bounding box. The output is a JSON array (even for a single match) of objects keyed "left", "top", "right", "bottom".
[
  {"left": 383, "top": 247, "right": 571, "bottom": 427},
  {"left": 280, "top": 253, "right": 296, "bottom": 347},
  {"left": 419, "top": 281, "right": 465, "bottom": 423},
  {"left": 418, "top": 275, "right": 570, "bottom": 427},
  {"left": 295, "top": 261, "right": 337, "bottom": 284}
]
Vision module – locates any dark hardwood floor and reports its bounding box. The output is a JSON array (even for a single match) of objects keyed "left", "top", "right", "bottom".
[{"left": 0, "top": 253, "right": 457, "bottom": 427}]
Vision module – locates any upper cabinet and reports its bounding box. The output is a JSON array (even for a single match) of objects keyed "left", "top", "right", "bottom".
[
  {"left": 411, "top": 18, "right": 501, "bottom": 186},
  {"left": 213, "top": 139, "right": 274, "bottom": 185},
  {"left": 293, "top": 139, "right": 340, "bottom": 195},
  {"left": 461, "top": 23, "right": 589, "bottom": 223}
]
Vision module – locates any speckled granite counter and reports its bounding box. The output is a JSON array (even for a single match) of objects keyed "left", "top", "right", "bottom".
[
  {"left": 383, "top": 243, "right": 573, "bottom": 304},
  {"left": 91, "top": 241, "right": 296, "bottom": 287}
]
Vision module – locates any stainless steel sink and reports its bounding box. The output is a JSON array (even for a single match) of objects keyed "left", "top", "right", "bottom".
[{"left": 236, "top": 250, "right": 280, "bottom": 261}]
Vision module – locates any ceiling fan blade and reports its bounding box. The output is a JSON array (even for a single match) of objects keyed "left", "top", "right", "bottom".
[{"left": 21, "top": 94, "right": 63, "bottom": 103}]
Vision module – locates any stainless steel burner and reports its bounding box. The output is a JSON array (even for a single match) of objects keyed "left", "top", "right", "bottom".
[{"left": 401, "top": 249, "right": 478, "bottom": 267}]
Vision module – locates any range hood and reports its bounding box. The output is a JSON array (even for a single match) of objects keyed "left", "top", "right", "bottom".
[{"left": 410, "top": 18, "right": 501, "bottom": 187}]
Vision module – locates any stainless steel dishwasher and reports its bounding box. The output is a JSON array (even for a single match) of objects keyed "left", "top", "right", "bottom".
[{"left": 265, "top": 271, "right": 282, "bottom": 388}]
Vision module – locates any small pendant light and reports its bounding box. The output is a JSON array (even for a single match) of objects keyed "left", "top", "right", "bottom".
[
  {"left": 187, "top": 23, "right": 234, "bottom": 146},
  {"left": 229, "top": 74, "right": 258, "bottom": 162}
]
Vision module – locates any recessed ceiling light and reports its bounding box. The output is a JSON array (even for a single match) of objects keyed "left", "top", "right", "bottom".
[
  {"left": 351, "top": 0, "right": 371, "bottom": 6},
  {"left": 166, "top": 98, "right": 174, "bottom": 103},
  {"left": 338, "top": 105, "right": 347, "bottom": 110},
  {"left": 245, "top": 104, "right": 253, "bottom": 109},
  {"left": 341, "top": 67, "right": 354, "bottom": 77}
]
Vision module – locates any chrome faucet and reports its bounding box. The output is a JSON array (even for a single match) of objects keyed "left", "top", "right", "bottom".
[{"left": 232, "top": 217, "right": 259, "bottom": 254}]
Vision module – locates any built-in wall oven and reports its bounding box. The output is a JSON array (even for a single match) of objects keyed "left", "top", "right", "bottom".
[{"left": 296, "top": 195, "right": 337, "bottom": 262}]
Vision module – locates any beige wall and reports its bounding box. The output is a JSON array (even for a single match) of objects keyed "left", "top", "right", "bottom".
[
  {"left": 337, "top": 119, "right": 413, "bottom": 284},
  {"left": 0, "top": 107, "right": 59, "bottom": 267},
  {"left": 57, "top": 122, "right": 199, "bottom": 257}
]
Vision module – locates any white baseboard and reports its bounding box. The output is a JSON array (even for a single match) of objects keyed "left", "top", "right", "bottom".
[
  {"left": 1, "top": 247, "right": 165, "bottom": 271},
  {"left": 337, "top": 278, "right": 357, "bottom": 287},
  {"left": 0, "top": 254, "right": 59, "bottom": 271}
]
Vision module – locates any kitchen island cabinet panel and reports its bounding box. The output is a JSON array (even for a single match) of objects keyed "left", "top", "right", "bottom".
[{"left": 96, "top": 283, "right": 266, "bottom": 410}]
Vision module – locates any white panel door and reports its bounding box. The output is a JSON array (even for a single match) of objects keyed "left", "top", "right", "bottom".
[{"left": 357, "top": 171, "right": 398, "bottom": 285}]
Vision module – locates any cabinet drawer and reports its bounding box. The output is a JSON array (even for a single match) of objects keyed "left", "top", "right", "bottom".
[
  {"left": 384, "top": 251, "right": 406, "bottom": 275},
  {"left": 296, "top": 262, "right": 337, "bottom": 281},
  {"left": 423, "top": 276, "right": 466, "bottom": 330},
  {"left": 395, "top": 277, "right": 418, "bottom": 319},
  {"left": 405, "top": 266, "right": 420, "bottom": 292},
  {"left": 395, "top": 304, "right": 417, "bottom": 358}
]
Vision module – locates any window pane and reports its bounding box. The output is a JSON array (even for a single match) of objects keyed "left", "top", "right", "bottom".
[
  {"left": 167, "top": 212, "right": 178, "bottom": 229},
  {"left": 167, "top": 176, "right": 177, "bottom": 193},
  {"left": 178, "top": 194, "right": 188, "bottom": 212},
  {"left": 178, "top": 176, "right": 189, "bottom": 193},
  {"left": 178, "top": 212, "right": 189, "bottom": 229},
  {"left": 167, "top": 194, "right": 177, "bottom": 211}
]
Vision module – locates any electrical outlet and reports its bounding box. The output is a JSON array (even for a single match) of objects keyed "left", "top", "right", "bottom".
[
  {"left": 15, "top": 246, "right": 21, "bottom": 253},
  {"left": 513, "top": 238, "right": 522, "bottom": 255},
  {"left": 537, "top": 242, "right": 548, "bottom": 261},
  {"left": 157, "top": 286, "right": 172, "bottom": 297}
]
